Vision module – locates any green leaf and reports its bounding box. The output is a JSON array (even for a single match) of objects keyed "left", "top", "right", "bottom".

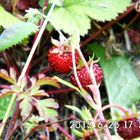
[
  {"left": 24, "top": 115, "right": 44, "bottom": 133},
  {"left": 70, "top": 33, "right": 80, "bottom": 48},
  {"left": 83, "top": 0, "right": 131, "bottom": 21},
  {"left": 49, "top": 1, "right": 90, "bottom": 36},
  {"left": 72, "top": 129, "right": 84, "bottom": 138},
  {"left": 0, "top": 5, "right": 22, "bottom": 28},
  {"left": 24, "top": 120, "right": 38, "bottom": 134},
  {"left": 36, "top": 77, "right": 61, "bottom": 88},
  {"left": 133, "top": 138, "right": 140, "bottom": 140},
  {"left": 65, "top": 105, "right": 82, "bottom": 115},
  {"left": 54, "top": 76, "right": 81, "bottom": 93},
  {"left": 81, "top": 106, "right": 93, "bottom": 122},
  {"left": 35, "top": 98, "right": 58, "bottom": 122},
  {"left": 89, "top": 44, "right": 140, "bottom": 114},
  {"left": 0, "top": 22, "right": 38, "bottom": 52},
  {"left": 0, "top": 96, "right": 13, "bottom": 120},
  {"left": 49, "top": 0, "right": 131, "bottom": 36},
  {"left": 39, "top": 0, "right": 45, "bottom": 7},
  {"left": 55, "top": 76, "right": 96, "bottom": 109},
  {"left": 49, "top": 0, "right": 63, "bottom": 6},
  {"left": 19, "top": 95, "right": 33, "bottom": 118}
]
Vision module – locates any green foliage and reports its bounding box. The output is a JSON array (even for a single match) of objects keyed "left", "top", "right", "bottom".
[
  {"left": 17, "top": 92, "right": 59, "bottom": 121},
  {"left": 66, "top": 105, "right": 94, "bottom": 138},
  {"left": 0, "top": 96, "right": 13, "bottom": 120},
  {"left": 0, "top": 5, "right": 22, "bottom": 28},
  {"left": 18, "top": 95, "right": 33, "bottom": 118},
  {"left": 89, "top": 44, "right": 140, "bottom": 114},
  {"left": 72, "top": 129, "right": 84, "bottom": 138},
  {"left": 49, "top": 0, "right": 131, "bottom": 36},
  {"left": 0, "top": 68, "right": 60, "bottom": 122},
  {"left": 66, "top": 105, "right": 93, "bottom": 124},
  {"left": 24, "top": 115, "right": 44, "bottom": 133},
  {"left": 25, "top": 8, "right": 42, "bottom": 25},
  {"left": 134, "top": 138, "right": 140, "bottom": 140},
  {"left": 55, "top": 76, "right": 96, "bottom": 109},
  {"left": 0, "top": 22, "right": 38, "bottom": 52},
  {"left": 65, "top": 105, "right": 82, "bottom": 115},
  {"left": 49, "top": 0, "right": 63, "bottom": 6},
  {"left": 55, "top": 76, "right": 81, "bottom": 93},
  {"left": 35, "top": 98, "right": 59, "bottom": 122}
]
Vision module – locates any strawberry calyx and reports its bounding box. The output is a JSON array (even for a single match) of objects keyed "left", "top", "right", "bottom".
[
  {"left": 118, "top": 113, "right": 139, "bottom": 122},
  {"left": 76, "top": 56, "right": 100, "bottom": 70}
]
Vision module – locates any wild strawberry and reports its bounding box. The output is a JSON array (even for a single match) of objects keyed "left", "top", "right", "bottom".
[
  {"left": 117, "top": 117, "right": 140, "bottom": 139},
  {"left": 70, "top": 64, "right": 103, "bottom": 90},
  {"left": 48, "top": 46, "right": 79, "bottom": 74}
]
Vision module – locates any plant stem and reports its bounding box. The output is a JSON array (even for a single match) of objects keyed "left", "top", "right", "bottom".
[
  {"left": 57, "top": 124, "right": 75, "bottom": 140},
  {"left": 76, "top": 47, "right": 101, "bottom": 106},
  {"left": 18, "top": 2, "right": 56, "bottom": 81},
  {"left": 4, "top": 101, "right": 20, "bottom": 140},
  {"left": 47, "top": 88, "right": 73, "bottom": 95},
  {"left": 23, "top": 116, "right": 76, "bottom": 140},
  {"left": 3, "top": 52, "right": 10, "bottom": 69},
  {"left": 34, "top": 66, "right": 52, "bottom": 77},
  {"left": 99, "top": 112, "right": 112, "bottom": 140},
  {"left": 94, "top": 129, "right": 101, "bottom": 140},
  {"left": 8, "top": 110, "right": 33, "bottom": 140},
  {"left": 92, "top": 104, "right": 128, "bottom": 140},
  {"left": 76, "top": 46, "right": 97, "bottom": 87},
  {"left": 42, "top": 0, "right": 49, "bottom": 13},
  {"left": 72, "top": 48, "right": 82, "bottom": 89},
  {"left": 26, "top": 0, "right": 49, "bottom": 75},
  {"left": 75, "top": 46, "right": 112, "bottom": 139},
  {"left": 94, "top": 104, "right": 128, "bottom": 121},
  {"left": 0, "top": 2, "right": 56, "bottom": 138}
]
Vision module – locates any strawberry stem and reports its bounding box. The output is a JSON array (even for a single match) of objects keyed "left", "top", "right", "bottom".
[
  {"left": 72, "top": 47, "right": 82, "bottom": 89},
  {"left": 94, "top": 104, "right": 128, "bottom": 122},
  {"left": 57, "top": 124, "right": 75, "bottom": 140},
  {"left": 94, "top": 129, "right": 102, "bottom": 140},
  {"left": 74, "top": 45, "right": 112, "bottom": 139}
]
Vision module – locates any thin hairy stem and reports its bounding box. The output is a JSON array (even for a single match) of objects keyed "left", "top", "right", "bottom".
[
  {"left": 75, "top": 46, "right": 112, "bottom": 139},
  {"left": 57, "top": 124, "right": 75, "bottom": 140},
  {"left": 72, "top": 48, "right": 82, "bottom": 89},
  {"left": 94, "top": 129, "right": 101, "bottom": 140},
  {"left": 94, "top": 104, "right": 128, "bottom": 122}
]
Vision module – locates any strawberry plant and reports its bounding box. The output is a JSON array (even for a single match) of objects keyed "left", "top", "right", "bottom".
[{"left": 0, "top": 0, "right": 140, "bottom": 140}]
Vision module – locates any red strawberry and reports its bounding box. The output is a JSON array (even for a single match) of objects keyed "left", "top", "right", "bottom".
[
  {"left": 70, "top": 64, "right": 103, "bottom": 90},
  {"left": 48, "top": 46, "right": 79, "bottom": 74},
  {"left": 117, "top": 117, "right": 140, "bottom": 139}
]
